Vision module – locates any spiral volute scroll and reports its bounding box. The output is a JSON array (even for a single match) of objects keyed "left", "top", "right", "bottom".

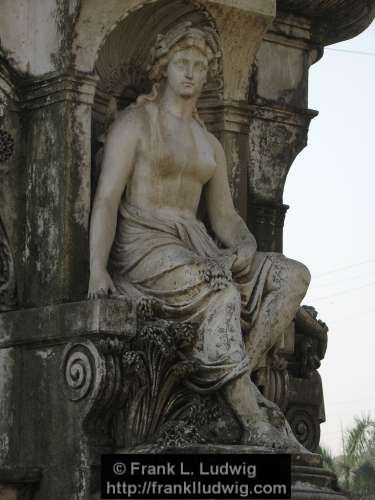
[
  {"left": 286, "top": 406, "right": 320, "bottom": 452},
  {"left": 62, "top": 341, "right": 104, "bottom": 402}
]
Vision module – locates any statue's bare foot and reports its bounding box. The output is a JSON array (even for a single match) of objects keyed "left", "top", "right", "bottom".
[{"left": 243, "top": 386, "right": 311, "bottom": 454}]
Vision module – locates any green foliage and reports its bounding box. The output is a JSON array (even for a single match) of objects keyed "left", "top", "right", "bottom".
[
  {"left": 352, "top": 460, "right": 375, "bottom": 499},
  {"left": 319, "top": 444, "right": 336, "bottom": 473},
  {"left": 324, "top": 413, "right": 375, "bottom": 498}
]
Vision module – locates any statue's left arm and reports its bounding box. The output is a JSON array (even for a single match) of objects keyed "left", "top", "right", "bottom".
[{"left": 206, "top": 136, "right": 257, "bottom": 272}]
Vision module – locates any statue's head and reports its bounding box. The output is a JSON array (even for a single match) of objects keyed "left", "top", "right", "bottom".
[{"left": 148, "top": 22, "right": 221, "bottom": 95}]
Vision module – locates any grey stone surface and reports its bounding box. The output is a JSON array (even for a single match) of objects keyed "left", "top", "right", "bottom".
[{"left": 0, "top": 1, "right": 374, "bottom": 499}]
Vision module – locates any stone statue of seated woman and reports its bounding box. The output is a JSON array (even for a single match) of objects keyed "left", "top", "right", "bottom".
[{"left": 88, "top": 21, "right": 311, "bottom": 450}]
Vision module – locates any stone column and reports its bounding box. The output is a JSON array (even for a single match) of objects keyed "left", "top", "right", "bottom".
[
  {"left": 248, "top": 106, "right": 317, "bottom": 251},
  {"left": 199, "top": 0, "right": 276, "bottom": 220},
  {"left": 20, "top": 72, "right": 97, "bottom": 307},
  {"left": 247, "top": 14, "right": 320, "bottom": 251},
  {"left": 0, "top": 63, "right": 19, "bottom": 311},
  {"left": 199, "top": 100, "right": 251, "bottom": 219}
]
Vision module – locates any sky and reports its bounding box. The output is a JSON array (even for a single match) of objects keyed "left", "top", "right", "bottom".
[{"left": 284, "top": 21, "right": 375, "bottom": 456}]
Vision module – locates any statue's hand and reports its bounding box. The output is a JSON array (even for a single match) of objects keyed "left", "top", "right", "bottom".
[{"left": 88, "top": 269, "right": 117, "bottom": 299}]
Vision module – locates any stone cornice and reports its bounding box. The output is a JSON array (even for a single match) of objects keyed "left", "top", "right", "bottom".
[
  {"left": 250, "top": 103, "right": 318, "bottom": 129},
  {"left": 199, "top": 100, "right": 318, "bottom": 133},
  {"left": 19, "top": 72, "right": 98, "bottom": 110},
  {"left": 0, "top": 299, "right": 135, "bottom": 349},
  {"left": 266, "top": 13, "right": 313, "bottom": 48},
  {"left": 199, "top": 99, "right": 251, "bottom": 134},
  {"left": 277, "top": 0, "right": 375, "bottom": 45}
]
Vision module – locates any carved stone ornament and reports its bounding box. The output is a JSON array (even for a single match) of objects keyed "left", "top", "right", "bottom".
[
  {"left": 0, "top": 129, "right": 14, "bottom": 163},
  {"left": 61, "top": 320, "right": 231, "bottom": 449},
  {"left": 286, "top": 405, "right": 321, "bottom": 452},
  {"left": 0, "top": 217, "right": 17, "bottom": 311}
]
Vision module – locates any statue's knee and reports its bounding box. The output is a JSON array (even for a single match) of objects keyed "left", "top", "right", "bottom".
[{"left": 288, "top": 259, "right": 311, "bottom": 297}]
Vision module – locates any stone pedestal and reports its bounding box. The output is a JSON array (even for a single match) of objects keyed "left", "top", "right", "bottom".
[
  {"left": 0, "top": 300, "right": 348, "bottom": 499},
  {"left": 0, "top": 300, "right": 135, "bottom": 499}
]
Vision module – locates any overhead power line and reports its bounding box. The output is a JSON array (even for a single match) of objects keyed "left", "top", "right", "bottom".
[
  {"left": 310, "top": 280, "right": 375, "bottom": 301},
  {"left": 314, "top": 259, "right": 375, "bottom": 279},
  {"left": 313, "top": 272, "right": 374, "bottom": 290},
  {"left": 326, "top": 48, "right": 375, "bottom": 57}
]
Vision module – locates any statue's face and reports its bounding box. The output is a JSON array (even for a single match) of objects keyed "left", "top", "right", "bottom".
[{"left": 165, "top": 45, "right": 208, "bottom": 98}]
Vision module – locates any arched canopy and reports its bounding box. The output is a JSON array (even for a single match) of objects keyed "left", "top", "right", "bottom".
[
  {"left": 74, "top": 0, "right": 275, "bottom": 101},
  {"left": 93, "top": 0, "right": 218, "bottom": 97},
  {"left": 74, "top": 0, "right": 216, "bottom": 75},
  {"left": 278, "top": 0, "right": 375, "bottom": 45}
]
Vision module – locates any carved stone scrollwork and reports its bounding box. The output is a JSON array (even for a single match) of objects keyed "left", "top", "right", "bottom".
[
  {"left": 61, "top": 337, "right": 128, "bottom": 441},
  {"left": 62, "top": 341, "right": 104, "bottom": 402},
  {"left": 291, "top": 305, "right": 328, "bottom": 379},
  {"left": 285, "top": 406, "right": 320, "bottom": 452},
  {"left": 61, "top": 320, "right": 225, "bottom": 450},
  {"left": 284, "top": 306, "right": 328, "bottom": 452},
  {"left": 0, "top": 217, "right": 17, "bottom": 311},
  {"left": 117, "top": 320, "right": 203, "bottom": 451},
  {"left": 0, "top": 129, "right": 14, "bottom": 163}
]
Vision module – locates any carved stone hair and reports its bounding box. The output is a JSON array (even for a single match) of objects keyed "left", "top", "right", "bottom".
[{"left": 148, "top": 21, "right": 221, "bottom": 82}]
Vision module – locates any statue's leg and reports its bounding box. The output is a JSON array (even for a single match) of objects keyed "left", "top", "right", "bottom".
[
  {"left": 244, "top": 255, "right": 311, "bottom": 373},
  {"left": 223, "top": 370, "right": 306, "bottom": 448},
  {"left": 221, "top": 255, "right": 311, "bottom": 449},
  {"left": 222, "top": 372, "right": 261, "bottom": 421}
]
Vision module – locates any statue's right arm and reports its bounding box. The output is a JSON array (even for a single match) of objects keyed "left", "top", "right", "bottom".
[{"left": 88, "top": 109, "right": 141, "bottom": 299}]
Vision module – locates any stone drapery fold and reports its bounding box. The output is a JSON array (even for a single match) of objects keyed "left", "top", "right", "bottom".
[{"left": 110, "top": 203, "right": 272, "bottom": 393}]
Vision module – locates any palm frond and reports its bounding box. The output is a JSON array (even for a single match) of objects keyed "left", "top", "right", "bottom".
[
  {"left": 344, "top": 414, "right": 375, "bottom": 465},
  {"left": 319, "top": 445, "right": 336, "bottom": 473}
]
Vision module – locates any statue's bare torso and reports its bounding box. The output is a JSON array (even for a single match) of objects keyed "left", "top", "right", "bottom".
[{"left": 124, "top": 104, "right": 217, "bottom": 218}]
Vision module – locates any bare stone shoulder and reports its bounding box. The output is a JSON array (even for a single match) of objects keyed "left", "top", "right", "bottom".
[
  {"left": 108, "top": 103, "right": 149, "bottom": 139},
  {"left": 204, "top": 128, "right": 226, "bottom": 165}
]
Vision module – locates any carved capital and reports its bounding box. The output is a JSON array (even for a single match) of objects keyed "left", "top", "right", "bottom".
[
  {"left": 250, "top": 104, "right": 318, "bottom": 130},
  {"left": 248, "top": 202, "right": 289, "bottom": 252},
  {"left": 20, "top": 72, "right": 98, "bottom": 110},
  {"left": 199, "top": 100, "right": 251, "bottom": 135},
  {"left": 206, "top": 0, "right": 275, "bottom": 100},
  {"left": 61, "top": 336, "right": 130, "bottom": 441},
  {"left": 60, "top": 319, "right": 204, "bottom": 449},
  {"left": 248, "top": 105, "right": 318, "bottom": 207}
]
